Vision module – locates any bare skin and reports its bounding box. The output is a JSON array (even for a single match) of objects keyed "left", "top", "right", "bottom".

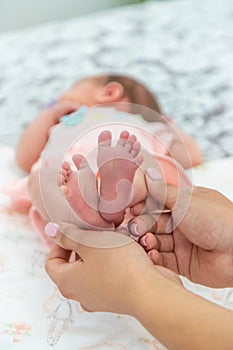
[
  {"left": 44, "top": 149, "right": 232, "bottom": 350},
  {"left": 59, "top": 130, "right": 145, "bottom": 228},
  {"left": 28, "top": 128, "right": 149, "bottom": 239},
  {"left": 60, "top": 155, "right": 113, "bottom": 230},
  {"left": 16, "top": 101, "right": 80, "bottom": 172},
  {"left": 44, "top": 139, "right": 233, "bottom": 350},
  {"left": 28, "top": 155, "right": 114, "bottom": 231},
  {"left": 97, "top": 130, "right": 143, "bottom": 225},
  {"left": 46, "top": 228, "right": 233, "bottom": 350},
  {"left": 130, "top": 174, "right": 233, "bottom": 288}
]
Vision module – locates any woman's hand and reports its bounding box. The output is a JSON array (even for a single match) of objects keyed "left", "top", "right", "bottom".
[
  {"left": 130, "top": 170, "right": 233, "bottom": 287},
  {"left": 45, "top": 224, "right": 181, "bottom": 314},
  {"left": 45, "top": 223, "right": 233, "bottom": 350}
]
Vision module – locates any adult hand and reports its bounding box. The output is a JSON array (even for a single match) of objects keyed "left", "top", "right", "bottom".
[
  {"left": 129, "top": 169, "right": 233, "bottom": 288},
  {"left": 45, "top": 223, "right": 181, "bottom": 314},
  {"left": 45, "top": 223, "right": 233, "bottom": 350}
]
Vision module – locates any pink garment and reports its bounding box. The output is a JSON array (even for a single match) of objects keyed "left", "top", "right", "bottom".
[
  {"left": 1, "top": 177, "right": 52, "bottom": 246},
  {"left": 1, "top": 108, "right": 192, "bottom": 247}
]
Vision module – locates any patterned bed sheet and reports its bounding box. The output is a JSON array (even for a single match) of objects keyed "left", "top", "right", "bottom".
[{"left": 0, "top": 144, "right": 232, "bottom": 349}]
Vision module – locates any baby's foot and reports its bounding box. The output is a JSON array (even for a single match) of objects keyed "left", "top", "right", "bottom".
[
  {"left": 60, "top": 155, "right": 113, "bottom": 230},
  {"left": 97, "top": 130, "right": 143, "bottom": 225}
]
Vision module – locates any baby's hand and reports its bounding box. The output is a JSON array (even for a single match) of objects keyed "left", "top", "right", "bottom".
[{"left": 47, "top": 100, "right": 80, "bottom": 124}]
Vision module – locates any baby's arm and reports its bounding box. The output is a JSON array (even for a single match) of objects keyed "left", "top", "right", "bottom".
[{"left": 16, "top": 101, "right": 79, "bottom": 172}]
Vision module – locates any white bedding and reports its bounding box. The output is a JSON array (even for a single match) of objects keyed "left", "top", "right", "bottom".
[
  {"left": 0, "top": 0, "right": 233, "bottom": 160},
  {"left": 0, "top": 144, "right": 232, "bottom": 349}
]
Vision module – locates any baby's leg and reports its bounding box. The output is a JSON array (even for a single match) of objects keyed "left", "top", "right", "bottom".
[
  {"left": 28, "top": 167, "right": 74, "bottom": 223},
  {"left": 97, "top": 130, "right": 143, "bottom": 225},
  {"left": 60, "top": 155, "right": 113, "bottom": 230},
  {"left": 28, "top": 160, "right": 113, "bottom": 231},
  {"left": 28, "top": 168, "right": 51, "bottom": 220}
]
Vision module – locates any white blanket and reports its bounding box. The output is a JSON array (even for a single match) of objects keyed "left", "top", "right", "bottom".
[{"left": 0, "top": 144, "right": 232, "bottom": 349}]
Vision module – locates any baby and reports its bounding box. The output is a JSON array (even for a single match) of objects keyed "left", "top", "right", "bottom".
[
  {"left": 29, "top": 129, "right": 144, "bottom": 235},
  {"left": 16, "top": 74, "right": 203, "bottom": 173},
  {"left": 3, "top": 73, "right": 202, "bottom": 246},
  {"left": 31, "top": 127, "right": 189, "bottom": 242}
]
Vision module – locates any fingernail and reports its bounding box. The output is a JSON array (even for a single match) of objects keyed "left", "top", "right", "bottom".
[
  {"left": 45, "top": 223, "right": 60, "bottom": 237},
  {"left": 148, "top": 251, "right": 153, "bottom": 258},
  {"left": 130, "top": 223, "right": 141, "bottom": 237},
  {"left": 141, "top": 235, "right": 147, "bottom": 247},
  {"left": 146, "top": 168, "right": 163, "bottom": 180}
]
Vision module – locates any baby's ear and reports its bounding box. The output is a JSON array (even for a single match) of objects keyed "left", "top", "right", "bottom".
[{"left": 96, "top": 81, "right": 125, "bottom": 103}]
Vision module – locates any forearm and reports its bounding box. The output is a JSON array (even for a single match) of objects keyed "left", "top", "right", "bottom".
[
  {"left": 16, "top": 111, "right": 56, "bottom": 172},
  {"left": 132, "top": 270, "right": 233, "bottom": 350},
  {"left": 16, "top": 101, "right": 80, "bottom": 172}
]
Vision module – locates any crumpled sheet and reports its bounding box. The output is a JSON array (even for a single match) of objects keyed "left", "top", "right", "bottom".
[{"left": 0, "top": 144, "right": 232, "bottom": 349}]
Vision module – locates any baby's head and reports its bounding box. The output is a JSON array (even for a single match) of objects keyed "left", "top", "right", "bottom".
[{"left": 59, "top": 74, "right": 163, "bottom": 122}]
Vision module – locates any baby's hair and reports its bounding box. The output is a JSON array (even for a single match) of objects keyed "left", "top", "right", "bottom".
[{"left": 92, "top": 74, "right": 164, "bottom": 122}]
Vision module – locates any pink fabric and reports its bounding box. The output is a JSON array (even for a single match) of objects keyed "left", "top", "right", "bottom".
[
  {"left": 1, "top": 177, "right": 53, "bottom": 247},
  {"left": 1, "top": 177, "right": 31, "bottom": 212}
]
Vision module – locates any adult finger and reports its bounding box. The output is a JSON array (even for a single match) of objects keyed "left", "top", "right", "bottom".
[
  {"left": 145, "top": 170, "right": 193, "bottom": 230},
  {"left": 47, "top": 221, "right": 133, "bottom": 250},
  {"left": 45, "top": 243, "right": 75, "bottom": 286},
  {"left": 156, "top": 234, "right": 174, "bottom": 251},
  {"left": 129, "top": 212, "right": 172, "bottom": 237},
  {"left": 45, "top": 242, "right": 87, "bottom": 302},
  {"left": 145, "top": 170, "right": 179, "bottom": 209},
  {"left": 45, "top": 222, "right": 87, "bottom": 257},
  {"left": 139, "top": 232, "right": 159, "bottom": 251},
  {"left": 148, "top": 249, "right": 179, "bottom": 273},
  {"left": 140, "top": 232, "right": 174, "bottom": 252},
  {"left": 55, "top": 229, "right": 86, "bottom": 255}
]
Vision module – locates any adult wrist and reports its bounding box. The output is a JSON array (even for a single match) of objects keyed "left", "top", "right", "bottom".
[{"left": 127, "top": 266, "right": 178, "bottom": 319}]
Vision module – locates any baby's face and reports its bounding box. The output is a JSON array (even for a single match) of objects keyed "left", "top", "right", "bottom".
[{"left": 59, "top": 78, "right": 100, "bottom": 106}]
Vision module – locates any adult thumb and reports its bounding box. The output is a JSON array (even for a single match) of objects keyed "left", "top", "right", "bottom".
[
  {"left": 146, "top": 167, "right": 181, "bottom": 210},
  {"left": 146, "top": 167, "right": 193, "bottom": 227},
  {"left": 46, "top": 221, "right": 133, "bottom": 250}
]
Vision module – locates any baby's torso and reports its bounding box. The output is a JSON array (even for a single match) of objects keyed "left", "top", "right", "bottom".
[{"left": 37, "top": 106, "right": 177, "bottom": 174}]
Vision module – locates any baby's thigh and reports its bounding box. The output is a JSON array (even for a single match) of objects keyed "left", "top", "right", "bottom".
[{"left": 28, "top": 168, "right": 49, "bottom": 220}]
